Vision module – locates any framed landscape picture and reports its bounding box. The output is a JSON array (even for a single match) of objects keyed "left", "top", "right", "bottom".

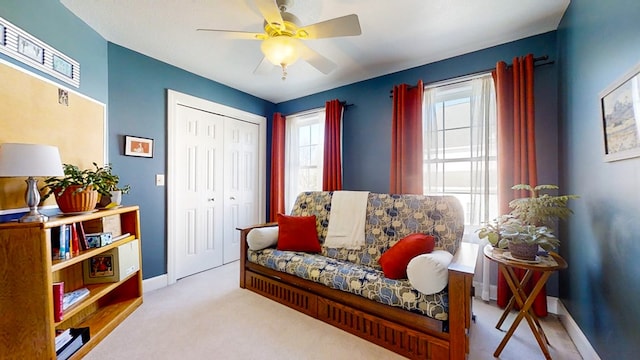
[
  {"left": 600, "top": 61, "right": 640, "bottom": 162},
  {"left": 125, "top": 135, "right": 154, "bottom": 158}
]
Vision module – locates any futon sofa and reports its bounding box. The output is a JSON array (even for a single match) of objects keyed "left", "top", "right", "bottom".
[{"left": 239, "top": 191, "right": 477, "bottom": 360}]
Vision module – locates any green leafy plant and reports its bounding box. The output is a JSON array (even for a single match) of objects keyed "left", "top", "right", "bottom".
[
  {"left": 509, "top": 184, "right": 579, "bottom": 228},
  {"left": 477, "top": 184, "right": 578, "bottom": 250},
  {"left": 41, "top": 163, "right": 129, "bottom": 201},
  {"left": 498, "top": 218, "right": 560, "bottom": 251}
]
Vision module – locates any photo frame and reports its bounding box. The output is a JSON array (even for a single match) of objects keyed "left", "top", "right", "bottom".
[
  {"left": 124, "top": 135, "right": 154, "bottom": 158},
  {"left": 600, "top": 61, "right": 640, "bottom": 162},
  {"left": 88, "top": 254, "right": 114, "bottom": 278}
]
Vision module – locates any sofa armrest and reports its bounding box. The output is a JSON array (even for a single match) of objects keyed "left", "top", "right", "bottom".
[
  {"left": 447, "top": 241, "right": 478, "bottom": 359},
  {"left": 236, "top": 222, "right": 278, "bottom": 233},
  {"left": 239, "top": 222, "right": 277, "bottom": 288},
  {"left": 448, "top": 241, "right": 478, "bottom": 275}
]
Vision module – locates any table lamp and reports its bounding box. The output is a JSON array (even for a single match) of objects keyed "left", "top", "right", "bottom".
[{"left": 0, "top": 143, "right": 64, "bottom": 222}]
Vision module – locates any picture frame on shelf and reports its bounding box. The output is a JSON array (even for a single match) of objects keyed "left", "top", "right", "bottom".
[
  {"left": 124, "top": 135, "right": 154, "bottom": 158},
  {"left": 600, "top": 60, "right": 640, "bottom": 162},
  {"left": 88, "top": 254, "right": 114, "bottom": 278}
]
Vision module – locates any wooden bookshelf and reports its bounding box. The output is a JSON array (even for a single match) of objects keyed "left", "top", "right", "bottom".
[{"left": 0, "top": 206, "right": 143, "bottom": 359}]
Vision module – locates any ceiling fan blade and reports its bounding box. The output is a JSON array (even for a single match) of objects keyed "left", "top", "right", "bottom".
[
  {"left": 197, "top": 29, "right": 266, "bottom": 40},
  {"left": 298, "top": 14, "right": 362, "bottom": 39},
  {"left": 253, "top": 57, "right": 275, "bottom": 75},
  {"left": 256, "top": 0, "right": 285, "bottom": 31},
  {"left": 298, "top": 43, "right": 337, "bottom": 74}
]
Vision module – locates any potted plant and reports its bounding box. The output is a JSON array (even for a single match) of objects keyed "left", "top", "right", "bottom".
[
  {"left": 41, "top": 163, "right": 129, "bottom": 212},
  {"left": 92, "top": 163, "right": 130, "bottom": 207},
  {"left": 103, "top": 183, "right": 131, "bottom": 207},
  {"left": 478, "top": 184, "right": 578, "bottom": 260}
]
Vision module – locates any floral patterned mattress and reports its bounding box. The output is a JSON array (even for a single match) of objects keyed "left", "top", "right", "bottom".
[{"left": 247, "top": 191, "right": 465, "bottom": 321}]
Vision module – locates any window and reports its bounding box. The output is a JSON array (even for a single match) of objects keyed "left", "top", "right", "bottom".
[
  {"left": 423, "top": 74, "right": 497, "bottom": 226},
  {"left": 284, "top": 109, "right": 325, "bottom": 212}
]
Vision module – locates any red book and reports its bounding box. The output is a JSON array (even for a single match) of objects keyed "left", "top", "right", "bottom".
[
  {"left": 76, "top": 222, "right": 89, "bottom": 250},
  {"left": 53, "top": 282, "right": 64, "bottom": 322},
  {"left": 71, "top": 223, "right": 80, "bottom": 255}
]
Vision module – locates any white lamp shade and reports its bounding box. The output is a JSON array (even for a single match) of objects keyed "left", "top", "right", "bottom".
[
  {"left": 261, "top": 36, "right": 301, "bottom": 67},
  {"left": 0, "top": 143, "right": 64, "bottom": 177}
]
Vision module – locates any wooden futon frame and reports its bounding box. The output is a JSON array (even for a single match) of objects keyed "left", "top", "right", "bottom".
[{"left": 239, "top": 224, "right": 477, "bottom": 360}]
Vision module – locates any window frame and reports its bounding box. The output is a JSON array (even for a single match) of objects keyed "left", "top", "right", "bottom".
[{"left": 423, "top": 74, "right": 498, "bottom": 226}]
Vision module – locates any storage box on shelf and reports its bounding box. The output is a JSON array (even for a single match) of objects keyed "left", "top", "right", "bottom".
[{"left": 0, "top": 206, "right": 143, "bottom": 360}]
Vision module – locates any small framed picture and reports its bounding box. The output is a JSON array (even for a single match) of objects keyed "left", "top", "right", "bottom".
[
  {"left": 600, "top": 61, "right": 640, "bottom": 162},
  {"left": 125, "top": 135, "right": 154, "bottom": 158},
  {"left": 17, "top": 35, "right": 44, "bottom": 64},
  {"left": 89, "top": 254, "right": 114, "bottom": 278},
  {"left": 53, "top": 54, "right": 73, "bottom": 79}
]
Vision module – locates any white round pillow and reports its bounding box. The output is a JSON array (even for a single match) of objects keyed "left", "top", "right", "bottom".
[
  {"left": 246, "top": 226, "right": 279, "bottom": 250},
  {"left": 406, "top": 250, "right": 454, "bottom": 295}
]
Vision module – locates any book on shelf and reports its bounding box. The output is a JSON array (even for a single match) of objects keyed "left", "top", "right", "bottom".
[
  {"left": 52, "top": 282, "right": 64, "bottom": 322},
  {"left": 55, "top": 328, "right": 72, "bottom": 352},
  {"left": 55, "top": 224, "right": 70, "bottom": 260},
  {"left": 70, "top": 223, "right": 80, "bottom": 256},
  {"left": 76, "top": 222, "right": 89, "bottom": 250},
  {"left": 62, "top": 287, "right": 90, "bottom": 311},
  {"left": 56, "top": 327, "right": 90, "bottom": 360},
  {"left": 112, "top": 232, "right": 131, "bottom": 242}
]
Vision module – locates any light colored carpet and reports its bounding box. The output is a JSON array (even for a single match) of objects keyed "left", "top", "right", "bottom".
[{"left": 85, "top": 261, "right": 582, "bottom": 359}]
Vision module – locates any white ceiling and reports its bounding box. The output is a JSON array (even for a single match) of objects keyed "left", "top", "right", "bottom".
[{"left": 60, "top": 0, "right": 569, "bottom": 104}]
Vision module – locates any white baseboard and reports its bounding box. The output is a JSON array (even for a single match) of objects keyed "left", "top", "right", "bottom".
[
  {"left": 552, "top": 298, "right": 601, "bottom": 360},
  {"left": 472, "top": 287, "right": 599, "bottom": 360},
  {"left": 143, "top": 274, "right": 168, "bottom": 293}
]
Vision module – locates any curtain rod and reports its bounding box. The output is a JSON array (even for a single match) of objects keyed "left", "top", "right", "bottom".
[
  {"left": 283, "top": 100, "right": 353, "bottom": 117},
  {"left": 389, "top": 55, "right": 552, "bottom": 94},
  {"left": 340, "top": 100, "right": 354, "bottom": 109}
]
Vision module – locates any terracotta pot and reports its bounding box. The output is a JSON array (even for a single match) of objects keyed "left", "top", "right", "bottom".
[
  {"left": 508, "top": 242, "right": 538, "bottom": 261},
  {"left": 55, "top": 185, "right": 99, "bottom": 213}
]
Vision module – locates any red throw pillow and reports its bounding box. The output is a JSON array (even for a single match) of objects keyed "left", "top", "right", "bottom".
[
  {"left": 276, "top": 214, "right": 321, "bottom": 253},
  {"left": 378, "top": 233, "right": 436, "bottom": 279}
]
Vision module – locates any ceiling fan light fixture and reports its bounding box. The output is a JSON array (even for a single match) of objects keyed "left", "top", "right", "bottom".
[{"left": 261, "top": 36, "right": 300, "bottom": 67}]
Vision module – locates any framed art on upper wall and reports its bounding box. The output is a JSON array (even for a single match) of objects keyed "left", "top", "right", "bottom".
[
  {"left": 600, "top": 61, "right": 640, "bottom": 162},
  {"left": 124, "top": 135, "right": 154, "bottom": 158}
]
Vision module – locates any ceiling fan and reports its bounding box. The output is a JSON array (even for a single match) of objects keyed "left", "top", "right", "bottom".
[{"left": 198, "top": 0, "right": 362, "bottom": 80}]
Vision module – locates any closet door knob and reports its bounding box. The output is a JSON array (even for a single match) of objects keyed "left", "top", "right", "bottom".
[
  {"left": 230, "top": 196, "right": 236, "bottom": 200},
  {"left": 208, "top": 198, "right": 215, "bottom": 202}
]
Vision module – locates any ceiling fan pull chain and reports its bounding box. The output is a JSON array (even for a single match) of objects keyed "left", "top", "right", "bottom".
[{"left": 280, "top": 64, "right": 288, "bottom": 81}]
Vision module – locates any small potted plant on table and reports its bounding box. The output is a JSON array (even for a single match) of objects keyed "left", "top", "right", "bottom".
[{"left": 478, "top": 184, "right": 578, "bottom": 260}]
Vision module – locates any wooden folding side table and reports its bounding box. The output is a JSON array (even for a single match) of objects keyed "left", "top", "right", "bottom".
[{"left": 483, "top": 245, "right": 568, "bottom": 360}]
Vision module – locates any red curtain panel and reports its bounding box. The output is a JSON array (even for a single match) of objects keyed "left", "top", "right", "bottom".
[
  {"left": 493, "top": 54, "right": 547, "bottom": 317},
  {"left": 390, "top": 80, "right": 424, "bottom": 194},
  {"left": 269, "top": 112, "right": 286, "bottom": 221},
  {"left": 322, "top": 99, "right": 344, "bottom": 191}
]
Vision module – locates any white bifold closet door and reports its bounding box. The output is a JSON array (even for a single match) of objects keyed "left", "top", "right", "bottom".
[{"left": 174, "top": 104, "right": 259, "bottom": 279}]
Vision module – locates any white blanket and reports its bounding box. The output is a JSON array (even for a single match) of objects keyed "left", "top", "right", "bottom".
[{"left": 324, "top": 191, "right": 369, "bottom": 249}]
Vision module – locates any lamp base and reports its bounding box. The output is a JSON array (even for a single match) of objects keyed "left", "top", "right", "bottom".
[
  {"left": 20, "top": 177, "right": 48, "bottom": 222},
  {"left": 19, "top": 210, "right": 48, "bottom": 223}
]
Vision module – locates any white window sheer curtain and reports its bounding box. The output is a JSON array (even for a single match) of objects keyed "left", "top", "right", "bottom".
[
  {"left": 423, "top": 74, "right": 497, "bottom": 301},
  {"left": 284, "top": 109, "right": 325, "bottom": 214},
  {"left": 284, "top": 117, "right": 300, "bottom": 214}
]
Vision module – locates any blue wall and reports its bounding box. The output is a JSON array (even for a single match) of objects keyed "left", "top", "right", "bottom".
[
  {"left": 0, "top": 0, "right": 107, "bottom": 103},
  {"left": 558, "top": 0, "right": 640, "bottom": 358},
  {"left": 276, "top": 32, "right": 560, "bottom": 194},
  {"left": 108, "top": 44, "right": 275, "bottom": 278}
]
